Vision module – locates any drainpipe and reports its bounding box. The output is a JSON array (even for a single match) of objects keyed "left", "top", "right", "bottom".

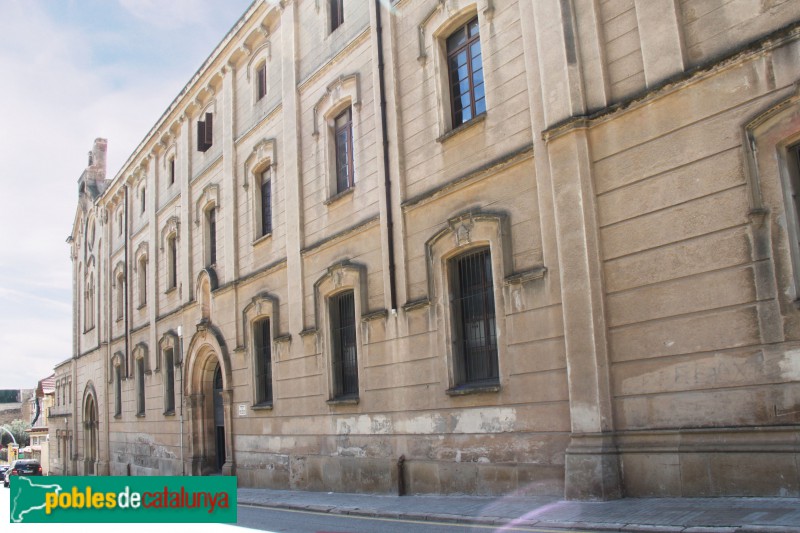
[
  {"left": 124, "top": 185, "right": 130, "bottom": 378},
  {"left": 178, "top": 325, "right": 185, "bottom": 476},
  {"left": 375, "top": 0, "right": 397, "bottom": 311}
]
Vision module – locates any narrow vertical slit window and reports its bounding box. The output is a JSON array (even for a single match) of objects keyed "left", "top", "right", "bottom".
[
  {"left": 167, "top": 235, "right": 177, "bottom": 290},
  {"left": 116, "top": 274, "right": 124, "bottom": 320},
  {"left": 256, "top": 63, "right": 267, "bottom": 101},
  {"left": 197, "top": 112, "right": 213, "bottom": 152},
  {"left": 330, "top": 290, "right": 358, "bottom": 398},
  {"left": 136, "top": 358, "right": 145, "bottom": 416},
  {"left": 447, "top": 17, "right": 485, "bottom": 127},
  {"left": 330, "top": 0, "right": 344, "bottom": 32},
  {"left": 450, "top": 248, "right": 498, "bottom": 387},
  {"left": 260, "top": 170, "right": 272, "bottom": 236},
  {"left": 207, "top": 207, "right": 217, "bottom": 266},
  {"left": 114, "top": 366, "right": 122, "bottom": 417},
  {"left": 141, "top": 187, "right": 146, "bottom": 214},
  {"left": 164, "top": 348, "right": 175, "bottom": 414},
  {"left": 169, "top": 158, "right": 175, "bottom": 186},
  {"left": 138, "top": 258, "right": 147, "bottom": 307},
  {"left": 334, "top": 108, "right": 354, "bottom": 194},
  {"left": 254, "top": 319, "right": 273, "bottom": 404}
]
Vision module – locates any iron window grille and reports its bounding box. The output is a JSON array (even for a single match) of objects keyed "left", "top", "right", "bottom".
[
  {"left": 334, "top": 108, "right": 354, "bottom": 193},
  {"left": 330, "top": 290, "right": 358, "bottom": 398},
  {"left": 447, "top": 17, "right": 485, "bottom": 128},
  {"left": 254, "top": 318, "right": 273, "bottom": 404},
  {"left": 450, "top": 247, "right": 499, "bottom": 387}
]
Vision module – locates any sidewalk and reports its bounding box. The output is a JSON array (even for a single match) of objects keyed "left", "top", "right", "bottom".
[{"left": 238, "top": 488, "right": 800, "bottom": 532}]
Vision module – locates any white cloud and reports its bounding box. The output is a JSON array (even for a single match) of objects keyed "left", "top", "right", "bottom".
[{"left": 118, "top": 0, "right": 213, "bottom": 30}]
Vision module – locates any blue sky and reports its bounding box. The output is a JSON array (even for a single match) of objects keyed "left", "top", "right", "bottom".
[{"left": 0, "top": 0, "right": 254, "bottom": 388}]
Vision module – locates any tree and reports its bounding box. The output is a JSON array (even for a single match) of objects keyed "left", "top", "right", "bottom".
[{"left": 0, "top": 419, "right": 30, "bottom": 447}]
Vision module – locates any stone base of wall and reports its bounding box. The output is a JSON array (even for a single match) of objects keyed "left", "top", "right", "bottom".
[
  {"left": 618, "top": 426, "right": 800, "bottom": 497},
  {"left": 235, "top": 454, "right": 564, "bottom": 497}
]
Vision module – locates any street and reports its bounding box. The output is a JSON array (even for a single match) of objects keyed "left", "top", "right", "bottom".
[{"left": 237, "top": 504, "right": 585, "bottom": 533}]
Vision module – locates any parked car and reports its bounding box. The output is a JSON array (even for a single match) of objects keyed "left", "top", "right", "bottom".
[
  {"left": 3, "top": 460, "right": 42, "bottom": 488},
  {"left": 0, "top": 464, "right": 8, "bottom": 482}
]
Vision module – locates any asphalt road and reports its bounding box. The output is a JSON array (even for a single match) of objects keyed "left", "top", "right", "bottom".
[{"left": 236, "top": 504, "right": 588, "bottom": 533}]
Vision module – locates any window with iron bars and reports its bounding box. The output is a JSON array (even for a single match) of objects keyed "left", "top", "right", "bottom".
[
  {"left": 330, "top": 290, "right": 358, "bottom": 398},
  {"left": 254, "top": 318, "right": 273, "bottom": 404},
  {"left": 164, "top": 348, "right": 175, "bottom": 414},
  {"left": 450, "top": 247, "right": 499, "bottom": 387}
]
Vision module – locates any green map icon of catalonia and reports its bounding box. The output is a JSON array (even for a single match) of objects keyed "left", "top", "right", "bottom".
[{"left": 10, "top": 477, "right": 64, "bottom": 523}]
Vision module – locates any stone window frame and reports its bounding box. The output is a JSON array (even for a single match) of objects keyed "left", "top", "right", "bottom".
[
  {"left": 312, "top": 74, "right": 362, "bottom": 204},
  {"left": 111, "top": 352, "right": 124, "bottom": 418},
  {"left": 313, "top": 261, "right": 369, "bottom": 405},
  {"left": 113, "top": 262, "right": 125, "bottom": 322},
  {"left": 133, "top": 241, "right": 149, "bottom": 310},
  {"left": 243, "top": 137, "right": 278, "bottom": 245},
  {"left": 242, "top": 292, "right": 280, "bottom": 410},
  {"left": 425, "top": 211, "right": 512, "bottom": 395},
  {"left": 158, "top": 332, "right": 180, "bottom": 416},
  {"left": 744, "top": 88, "right": 800, "bottom": 314},
  {"left": 419, "top": 2, "right": 491, "bottom": 139},
  {"left": 132, "top": 342, "right": 150, "bottom": 417},
  {"left": 160, "top": 216, "right": 180, "bottom": 293},
  {"left": 163, "top": 143, "right": 178, "bottom": 188},
  {"left": 195, "top": 183, "right": 220, "bottom": 269},
  {"left": 246, "top": 40, "right": 271, "bottom": 107}
]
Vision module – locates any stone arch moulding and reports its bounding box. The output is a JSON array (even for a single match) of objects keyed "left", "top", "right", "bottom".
[
  {"left": 112, "top": 261, "right": 125, "bottom": 287},
  {"left": 245, "top": 41, "right": 271, "bottom": 81},
  {"left": 311, "top": 260, "right": 376, "bottom": 333},
  {"left": 741, "top": 84, "right": 800, "bottom": 342},
  {"left": 133, "top": 241, "right": 149, "bottom": 269},
  {"left": 243, "top": 137, "right": 277, "bottom": 190},
  {"left": 159, "top": 330, "right": 181, "bottom": 367},
  {"left": 241, "top": 292, "right": 281, "bottom": 350},
  {"left": 195, "top": 183, "right": 220, "bottom": 225},
  {"left": 195, "top": 268, "right": 218, "bottom": 323},
  {"left": 312, "top": 73, "right": 361, "bottom": 137},
  {"left": 160, "top": 216, "right": 181, "bottom": 250},
  {"left": 110, "top": 351, "right": 125, "bottom": 382},
  {"left": 423, "top": 210, "right": 545, "bottom": 302},
  {"left": 416, "top": 0, "right": 494, "bottom": 65},
  {"left": 132, "top": 342, "right": 151, "bottom": 374}
]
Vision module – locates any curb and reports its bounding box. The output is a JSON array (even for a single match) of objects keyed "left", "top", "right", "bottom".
[{"left": 238, "top": 499, "right": 800, "bottom": 533}]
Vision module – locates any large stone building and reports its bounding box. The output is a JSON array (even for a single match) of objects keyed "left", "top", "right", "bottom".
[{"left": 55, "top": 0, "right": 800, "bottom": 499}]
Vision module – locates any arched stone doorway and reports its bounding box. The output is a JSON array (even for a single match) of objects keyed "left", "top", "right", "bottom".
[
  {"left": 184, "top": 325, "right": 235, "bottom": 476},
  {"left": 82, "top": 387, "right": 98, "bottom": 475}
]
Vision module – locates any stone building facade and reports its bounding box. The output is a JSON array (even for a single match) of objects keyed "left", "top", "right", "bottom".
[{"left": 58, "top": 0, "right": 800, "bottom": 499}]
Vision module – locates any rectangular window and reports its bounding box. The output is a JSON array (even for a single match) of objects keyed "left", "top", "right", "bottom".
[
  {"left": 330, "top": 290, "right": 358, "bottom": 398},
  {"left": 207, "top": 208, "right": 217, "bottom": 266},
  {"left": 141, "top": 187, "right": 146, "bottom": 214},
  {"left": 330, "top": 0, "right": 344, "bottom": 32},
  {"left": 169, "top": 158, "right": 175, "bottom": 185},
  {"left": 450, "top": 248, "right": 498, "bottom": 387},
  {"left": 256, "top": 64, "right": 267, "bottom": 101},
  {"left": 139, "top": 259, "right": 147, "bottom": 307},
  {"left": 136, "top": 358, "right": 145, "bottom": 416},
  {"left": 447, "top": 17, "right": 485, "bottom": 127},
  {"left": 167, "top": 236, "right": 177, "bottom": 290},
  {"left": 334, "top": 108, "right": 354, "bottom": 193},
  {"left": 164, "top": 348, "right": 175, "bottom": 414},
  {"left": 197, "top": 112, "right": 213, "bottom": 152},
  {"left": 254, "top": 319, "right": 273, "bottom": 404},
  {"left": 261, "top": 171, "right": 272, "bottom": 236},
  {"left": 114, "top": 366, "right": 121, "bottom": 417}
]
